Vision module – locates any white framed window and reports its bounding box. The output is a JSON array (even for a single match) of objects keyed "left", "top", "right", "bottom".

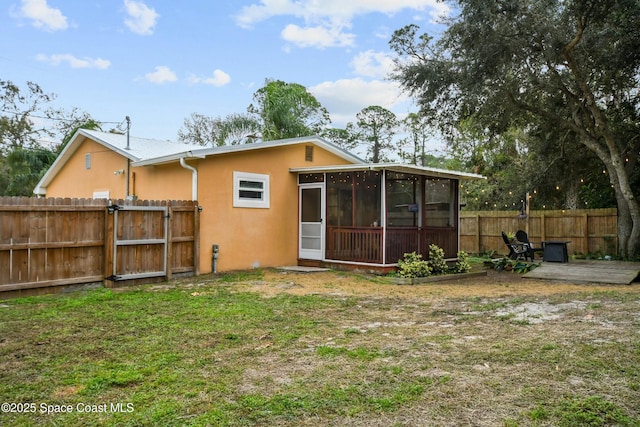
[{"left": 233, "top": 171, "right": 270, "bottom": 208}]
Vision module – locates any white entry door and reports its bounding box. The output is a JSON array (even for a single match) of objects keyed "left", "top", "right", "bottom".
[{"left": 299, "top": 184, "right": 325, "bottom": 260}]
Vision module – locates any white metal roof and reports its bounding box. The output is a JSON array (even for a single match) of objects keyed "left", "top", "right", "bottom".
[
  {"left": 290, "top": 163, "right": 486, "bottom": 180},
  {"left": 78, "top": 129, "right": 203, "bottom": 161}
]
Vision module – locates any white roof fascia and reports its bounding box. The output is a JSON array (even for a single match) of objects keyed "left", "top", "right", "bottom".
[
  {"left": 378, "top": 163, "right": 486, "bottom": 180},
  {"left": 132, "top": 151, "right": 206, "bottom": 166},
  {"left": 290, "top": 162, "right": 486, "bottom": 180}
]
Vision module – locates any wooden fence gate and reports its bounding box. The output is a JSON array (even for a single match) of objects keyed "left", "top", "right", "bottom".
[{"left": 107, "top": 204, "right": 169, "bottom": 282}]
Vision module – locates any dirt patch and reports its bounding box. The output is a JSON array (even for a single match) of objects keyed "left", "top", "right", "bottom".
[
  {"left": 493, "top": 301, "right": 587, "bottom": 323},
  {"left": 228, "top": 268, "right": 638, "bottom": 300}
]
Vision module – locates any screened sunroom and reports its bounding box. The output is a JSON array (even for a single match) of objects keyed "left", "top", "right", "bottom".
[{"left": 292, "top": 164, "right": 484, "bottom": 268}]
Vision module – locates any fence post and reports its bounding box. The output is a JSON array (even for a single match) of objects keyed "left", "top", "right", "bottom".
[
  {"left": 582, "top": 213, "right": 589, "bottom": 254},
  {"left": 166, "top": 203, "right": 173, "bottom": 281},
  {"left": 474, "top": 214, "right": 480, "bottom": 253},
  {"left": 104, "top": 203, "right": 114, "bottom": 286}
]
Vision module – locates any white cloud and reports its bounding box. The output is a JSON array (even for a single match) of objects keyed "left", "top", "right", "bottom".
[
  {"left": 235, "top": 0, "right": 449, "bottom": 29},
  {"left": 309, "top": 78, "right": 409, "bottom": 126},
  {"left": 17, "top": 0, "right": 68, "bottom": 31},
  {"left": 281, "top": 24, "right": 355, "bottom": 49},
  {"left": 36, "top": 53, "right": 110, "bottom": 69},
  {"left": 350, "top": 50, "right": 395, "bottom": 79},
  {"left": 145, "top": 66, "right": 177, "bottom": 84},
  {"left": 189, "top": 69, "right": 231, "bottom": 87},
  {"left": 235, "top": 0, "right": 303, "bottom": 29},
  {"left": 123, "top": 0, "right": 159, "bottom": 35},
  {"left": 235, "top": 1, "right": 448, "bottom": 50}
]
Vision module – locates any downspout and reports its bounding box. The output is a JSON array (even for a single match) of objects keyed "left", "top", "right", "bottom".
[{"left": 180, "top": 157, "right": 198, "bottom": 201}]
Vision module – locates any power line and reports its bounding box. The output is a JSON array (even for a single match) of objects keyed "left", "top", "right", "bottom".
[{"left": 0, "top": 108, "right": 125, "bottom": 126}]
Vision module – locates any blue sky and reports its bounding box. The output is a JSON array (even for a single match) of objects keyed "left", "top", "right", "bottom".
[{"left": 2, "top": 0, "right": 449, "bottom": 153}]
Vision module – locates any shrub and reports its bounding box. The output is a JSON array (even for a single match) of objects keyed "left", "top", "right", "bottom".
[
  {"left": 428, "top": 244, "right": 448, "bottom": 274},
  {"left": 455, "top": 251, "right": 471, "bottom": 273},
  {"left": 397, "top": 252, "right": 431, "bottom": 278}
]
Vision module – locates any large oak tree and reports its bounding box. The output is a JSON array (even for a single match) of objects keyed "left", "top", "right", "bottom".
[{"left": 390, "top": 0, "right": 640, "bottom": 258}]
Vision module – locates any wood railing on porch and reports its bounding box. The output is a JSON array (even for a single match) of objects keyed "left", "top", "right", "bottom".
[
  {"left": 385, "top": 227, "right": 421, "bottom": 263},
  {"left": 386, "top": 227, "right": 458, "bottom": 262},
  {"left": 326, "top": 226, "right": 458, "bottom": 264},
  {"left": 326, "top": 226, "right": 383, "bottom": 263}
]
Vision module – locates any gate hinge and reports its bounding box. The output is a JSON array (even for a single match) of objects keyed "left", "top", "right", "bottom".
[
  {"left": 105, "top": 274, "right": 121, "bottom": 281},
  {"left": 107, "top": 204, "right": 121, "bottom": 213}
]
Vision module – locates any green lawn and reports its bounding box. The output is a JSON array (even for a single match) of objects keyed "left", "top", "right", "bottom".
[{"left": 1, "top": 270, "right": 639, "bottom": 426}]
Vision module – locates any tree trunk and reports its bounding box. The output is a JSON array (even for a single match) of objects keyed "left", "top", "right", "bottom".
[
  {"left": 612, "top": 167, "right": 640, "bottom": 259},
  {"left": 564, "top": 181, "right": 578, "bottom": 210},
  {"left": 563, "top": 42, "right": 640, "bottom": 259},
  {"left": 594, "top": 128, "right": 640, "bottom": 260},
  {"left": 578, "top": 135, "right": 639, "bottom": 259}
]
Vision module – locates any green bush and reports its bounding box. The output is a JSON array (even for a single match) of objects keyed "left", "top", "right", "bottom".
[
  {"left": 455, "top": 251, "right": 471, "bottom": 273},
  {"left": 428, "top": 244, "right": 448, "bottom": 274},
  {"left": 397, "top": 252, "right": 431, "bottom": 278}
]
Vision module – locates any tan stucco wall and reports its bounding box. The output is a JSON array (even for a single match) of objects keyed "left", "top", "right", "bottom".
[
  {"left": 45, "top": 137, "right": 192, "bottom": 200},
  {"left": 195, "top": 143, "right": 353, "bottom": 273},
  {"left": 132, "top": 163, "right": 192, "bottom": 200},
  {"left": 45, "top": 137, "right": 355, "bottom": 273}
]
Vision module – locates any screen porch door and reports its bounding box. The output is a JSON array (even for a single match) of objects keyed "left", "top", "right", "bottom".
[{"left": 299, "top": 184, "right": 325, "bottom": 260}]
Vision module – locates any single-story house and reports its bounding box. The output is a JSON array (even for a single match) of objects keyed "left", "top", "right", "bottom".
[{"left": 34, "top": 129, "right": 483, "bottom": 273}]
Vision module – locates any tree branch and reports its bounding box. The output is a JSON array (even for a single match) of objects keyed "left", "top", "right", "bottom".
[{"left": 562, "top": 17, "right": 584, "bottom": 55}]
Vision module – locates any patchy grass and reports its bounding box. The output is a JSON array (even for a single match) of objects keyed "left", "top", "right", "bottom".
[{"left": 1, "top": 269, "right": 639, "bottom": 426}]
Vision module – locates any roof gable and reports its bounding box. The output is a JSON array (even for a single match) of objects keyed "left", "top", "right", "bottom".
[{"left": 33, "top": 129, "right": 201, "bottom": 195}]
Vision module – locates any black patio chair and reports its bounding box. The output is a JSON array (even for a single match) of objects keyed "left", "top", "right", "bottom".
[
  {"left": 515, "top": 230, "right": 544, "bottom": 261},
  {"left": 502, "top": 231, "right": 529, "bottom": 261}
]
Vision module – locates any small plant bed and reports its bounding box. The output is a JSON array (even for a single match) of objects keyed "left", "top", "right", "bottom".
[
  {"left": 389, "top": 248, "right": 486, "bottom": 285},
  {"left": 389, "top": 269, "right": 487, "bottom": 285},
  {"left": 485, "top": 257, "right": 541, "bottom": 274}
]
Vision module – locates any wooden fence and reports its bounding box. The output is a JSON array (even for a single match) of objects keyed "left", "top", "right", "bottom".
[
  {"left": 0, "top": 197, "right": 199, "bottom": 298},
  {"left": 460, "top": 208, "right": 618, "bottom": 256}
]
